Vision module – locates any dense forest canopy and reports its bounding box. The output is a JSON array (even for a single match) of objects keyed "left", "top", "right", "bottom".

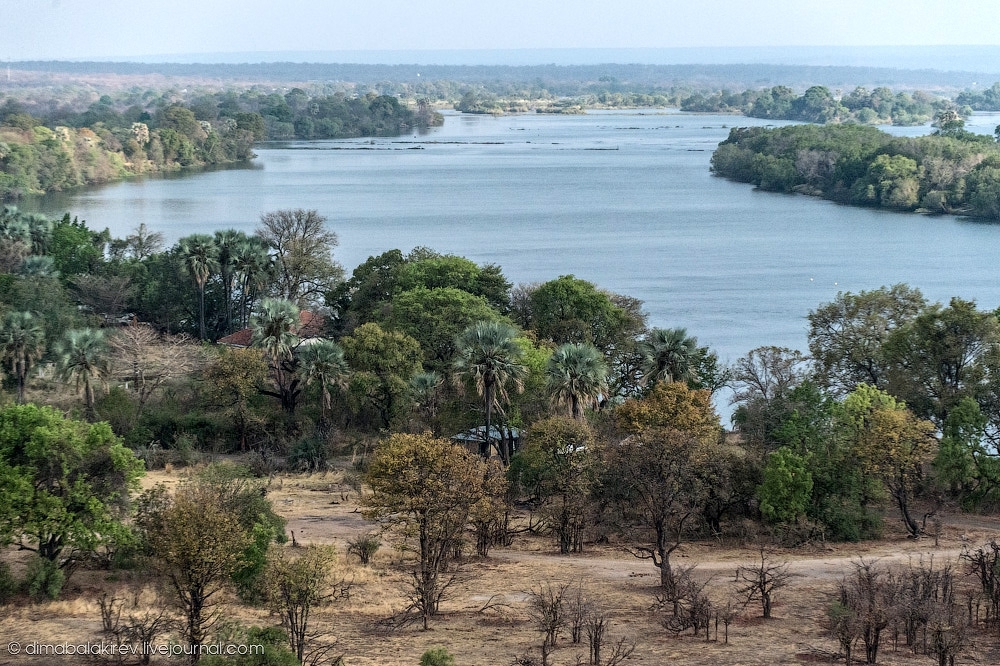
[{"left": 710, "top": 117, "right": 1000, "bottom": 218}]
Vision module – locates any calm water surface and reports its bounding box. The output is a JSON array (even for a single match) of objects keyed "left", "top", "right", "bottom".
[{"left": 27, "top": 111, "right": 1000, "bottom": 378}]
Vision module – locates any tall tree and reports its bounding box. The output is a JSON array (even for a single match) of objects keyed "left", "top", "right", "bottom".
[
  {"left": 0, "top": 310, "right": 45, "bottom": 403},
  {"left": 251, "top": 298, "right": 301, "bottom": 413},
  {"left": 256, "top": 209, "right": 343, "bottom": 307},
  {"left": 363, "top": 433, "right": 487, "bottom": 629},
  {"left": 213, "top": 229, "right": 246, "bottom": 335},
  {"left": 55, "top": 328, "right": 110, "bottom": 420},
  {"left": 545, "top": 342, "right": 608, "bottom": 421},
  {"left": 452, "top": 321, "right": 528, "bottom": 459},
  {"left": 177, "top": 234, "right": 219, "bottom": 340},
  {"left": 232, "top": 235, "right": 273, "bottom": 328},
  {"left": 808, "top": 284, "right": 926, "bottom": 394}
]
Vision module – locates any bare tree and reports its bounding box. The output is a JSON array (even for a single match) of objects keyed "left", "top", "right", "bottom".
[
  {"left": 109, "top": 322, "right": 194, "bottom": 413},
  {"left": 528, "top": 581, "right": 572, "bottom": 666},
  {"left": 585, "top": 609, "right": 636, "bottom": 666},
  {"left": 834, "top": 559, "right": 902, "bottom": 665},
  {"left": 735, "top": 549, "right": 790, "bottom": 619},
  {"left": 654, "top": 565, "right": 714, "bottom": 639}
]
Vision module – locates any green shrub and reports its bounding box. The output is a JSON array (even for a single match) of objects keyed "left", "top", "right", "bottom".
[
  {"left": 24, "top": 557, "right": 65, "bottom": 600},
  {"left": 420, "top": 647, "right": 456, "bottom": 666},
  {"left": 288, "top": 436, "right": 329, "bottom": 472},
  {"left": 94, "top": 386, "right": 140, "bottom": 437},
  {"left": 347, "top": 533, "right": 381, "bottom": 565}
]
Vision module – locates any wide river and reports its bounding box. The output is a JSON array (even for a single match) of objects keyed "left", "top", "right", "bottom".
[{"left": 26, "top": 111, "right": 1000, "bottom": 388}]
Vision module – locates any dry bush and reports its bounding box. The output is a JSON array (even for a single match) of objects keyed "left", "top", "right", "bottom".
[{"left": 735, "top": 548, "right": 790, "bottom": 619}]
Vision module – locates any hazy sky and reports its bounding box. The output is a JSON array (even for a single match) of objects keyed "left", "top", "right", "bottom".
[{"left": 2, "top": 0, "right": 998, "bottom": 61}]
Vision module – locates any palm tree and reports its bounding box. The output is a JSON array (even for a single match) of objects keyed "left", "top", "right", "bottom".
[
  {"left": 410, "top": 371, "right": 444, "bottom": 434},
  {"left": 453, "top": 321, "right": 527, "bottom": 458},
  {"left": 252, "top": 297, "right": 301, "bottom": 412},
  {"left": 55, "top": 328, "right": 110, "bottom": 419},
  {"left": 0, "top": 311, "right": 46, "bottom": 403},
  {"left": 546, "top": 342, "right": 608, "bottom": 421},
  {"left": 213, "top": 229, "right": 247, "bottom": 334},
  {"left": 298, "top": 339, "right": 349, "bottom": 432},
  {"left": 233, "top": 236, "right": 272, "bottom": 328},
  {"left": 178, "top": 234, "right": 219, "bottom": 340},
  {"left": 639, "top": 327, "right": 699, "bottom": 387}
]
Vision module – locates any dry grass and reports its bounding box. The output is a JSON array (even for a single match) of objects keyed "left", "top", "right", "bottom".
[{"left": 2, "top": 468, "right": 999, "bottom": 665}]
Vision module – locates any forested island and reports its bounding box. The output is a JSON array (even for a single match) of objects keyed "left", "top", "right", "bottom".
[
  {"left": 711, "top": 116, "right": 1000, "bottom": 218},
  {"left": 0, "top": 90, "right": 441, "bottom": 199}
]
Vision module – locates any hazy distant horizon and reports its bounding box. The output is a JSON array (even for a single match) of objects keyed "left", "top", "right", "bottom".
[{"left": 22, "top": 46, "right": 1000, "bottom": 74}]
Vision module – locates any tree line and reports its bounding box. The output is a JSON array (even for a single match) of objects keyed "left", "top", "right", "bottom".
[
  {"left": 710, "top": 116, "right": 1000, "bottom": 218},
  {"left": 681, "top": 85, "right": 955, "bottom": 125},
  {"left": 0, "top": 89, "right": 441, "bottom": 199}
]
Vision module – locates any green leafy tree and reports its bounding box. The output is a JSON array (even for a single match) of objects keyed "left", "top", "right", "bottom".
[
  {"left": 55, "top": 328, "right": 111, "bottom": 420},
  {"left": 50, "top": 214, "right": 107, "bottom": 276},
  {"left": 808, "top": 284, "right": 927, "bottom": 395},
  {"left": 452, "top": 321, "right": 528, "bottom": 459},
  {"left": 528, "top": 275, "right": 640, "bottom": 352},
  {"left": 0, "top": 310, "right": 45, "bottom": 403},
  {"left": 0, "top": 404, "right": 143, "bottom": 567},
  {"left": 327, "top": 249, "right": 406, "bottom": 334},
  {"left": 395, "top": 254, "right": 511, "bottom": 312},
  {"left": 386, "top": 286, "right": 503, "bottom": 370},
  {"left": 757, "top": 447, "right": 813, "bottom": 524},
  {"left": 545, "top": 342, "right": 608, "bottom": 421},
  {"left": 341, "top": 322, "right": 422, "bottom": 431}
]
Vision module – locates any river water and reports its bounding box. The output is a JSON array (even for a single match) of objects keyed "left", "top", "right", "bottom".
[{"left": 26, "top": 111, "right": 1000, "bottom": 380}]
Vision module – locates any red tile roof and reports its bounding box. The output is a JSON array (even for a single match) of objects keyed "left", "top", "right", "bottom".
[{"left": 217, "top": 311, "right": 325, "bottom": 347}]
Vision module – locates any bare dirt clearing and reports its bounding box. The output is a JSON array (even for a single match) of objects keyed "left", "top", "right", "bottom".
[{"left": 2, "top": 468, "right": 999, "bottom": 666}]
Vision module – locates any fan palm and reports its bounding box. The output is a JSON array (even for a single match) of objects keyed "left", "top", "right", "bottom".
[
  {"left": 178, "top": 234, "right": 219, "bottom": 340},
  {"left": 0, "top": 311, "right": 46, "bottom": 403},
  {"left": 639, "top": 327, "right": 699, "bottom": 387},
  {"left": 214, "top": 229, "right": 247, "bottom": 334},
  {"left": 55, "top": 328, "right": 110, "bottom": 419},
  {"left": 453, "top": 321, "right": 527, "bottom": 457},
  {"left": 546, "top": 342, "right": 608, "bottom": 420},
  {"left": 252, "top": 297, "right": 301, "bottom": 412},
  {"left": 299, "top": 339, "right": 350, "bottom": 431},
  {"left": 233, "top": 236, "right": 272, "bottom": 328}
]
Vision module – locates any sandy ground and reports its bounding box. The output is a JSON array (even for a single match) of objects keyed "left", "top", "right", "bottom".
[{"left": 2, "top": 468, "right": 999, "bottom": 666}]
